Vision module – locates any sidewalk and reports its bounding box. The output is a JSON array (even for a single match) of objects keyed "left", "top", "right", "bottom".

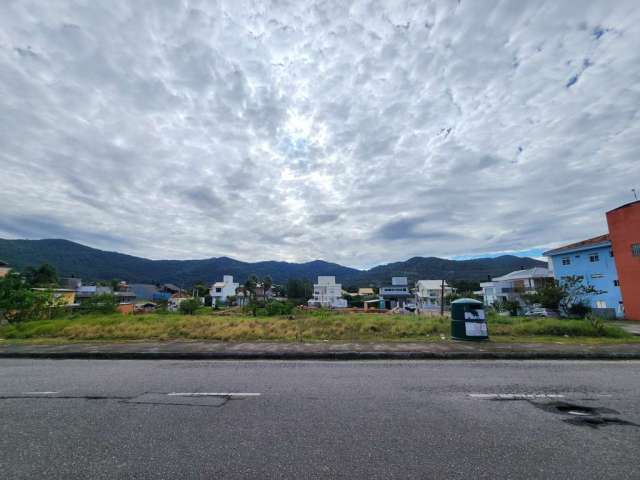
[{"left": 1, "top": 341, "right": 640, "bottom": 360}]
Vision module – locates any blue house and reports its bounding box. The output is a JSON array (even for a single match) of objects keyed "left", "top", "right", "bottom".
[{"left": 544, "top": 234, "right": 623, "bottom": 317}]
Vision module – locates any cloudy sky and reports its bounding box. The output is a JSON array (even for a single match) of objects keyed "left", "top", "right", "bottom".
[{"left": 1, "top": 0, "right": 639, "bottom": 268}]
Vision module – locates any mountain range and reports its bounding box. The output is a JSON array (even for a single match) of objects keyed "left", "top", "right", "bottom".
[{"left": 0, "top": 239, "right": 546, "bottom": 287}]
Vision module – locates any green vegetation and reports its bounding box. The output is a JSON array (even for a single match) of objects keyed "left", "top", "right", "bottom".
[{"left": 0, "top": 310, "right": 634, "bottom": 344}]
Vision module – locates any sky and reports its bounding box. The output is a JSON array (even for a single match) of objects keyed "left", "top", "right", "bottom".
[{"left": 1, "top": 0, "right": 639, "bottom": 268}]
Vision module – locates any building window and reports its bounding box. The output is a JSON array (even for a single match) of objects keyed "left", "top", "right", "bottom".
[
  {"left": 561, "top": 257, "right": 571, "bottom": 266},
  {"left": 590, "top": 273, "right": 604, "bottom": 279},
  {"left": 595, "top": 301, "right": 607, "bottom": 309},
  {"left": 610, "top": 249, "right": 614, "bottom": 257},
  {"left": 632, "top": 244, "right": 640, "bottom": 257},
  {"left": 614, "top": 280, "right": 620, "bottom": 287},
  {"left": 589, "top": 254, "right": 599, "bottom": 262}
]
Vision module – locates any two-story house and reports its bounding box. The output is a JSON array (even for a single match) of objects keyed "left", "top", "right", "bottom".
[
  {"left": 481, "top": 267, "right": 553, "bottom": 307},
  {"left": 380, "top": 277, "right": 412, "bottom": 309},
  {"left": 414, "top": 280, "right": 453, "bottom": 309},
  {"left": 544, "top": 234, "right": 623, "bottom": 317},
  {"left": 210, "top": 275, "right": 239, "bottom": 306}
]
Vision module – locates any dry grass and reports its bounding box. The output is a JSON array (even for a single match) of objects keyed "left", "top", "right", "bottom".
[{"left": 0, "top": 311, "right": 634, "bottom": 343}]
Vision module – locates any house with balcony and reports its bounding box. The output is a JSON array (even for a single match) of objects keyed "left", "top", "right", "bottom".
[
  {"left": 414, "top": 280, "right": 453, "bottom": 309},
  {"left": 380, "top": 277, "right": 412, "bottom": 309},
  {"left": 480, "top": 267, "right": 553, "bottom": 307},
  {"left": 0, "top": 261, "right": 12, "bottom": 278},
  {"left": 544, "top": 234, "right": 623, "bottom": 317},
  {"left": 308, "top": 276, "right": 347, "bottom": 308},
  {"left": 210, "top": 275, "right": 239, "bottom": 306}
]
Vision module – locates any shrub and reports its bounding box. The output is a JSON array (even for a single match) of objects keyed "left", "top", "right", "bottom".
[
  {"left": 568, "top": 302, "right": 591, "bottom": 319},
  {"left": 78, "top": 294, "right": 118, "bottom": 314},
  {"left": 179, "top": 299, "right": 200, "bottom": 315}
]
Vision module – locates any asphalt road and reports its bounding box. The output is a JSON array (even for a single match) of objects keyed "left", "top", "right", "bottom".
[{"left": 1, "top": 360, "right": 639, "bottom": 479}]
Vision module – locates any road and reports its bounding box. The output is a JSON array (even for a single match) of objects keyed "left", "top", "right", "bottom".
[{"left": 1, "top": 360, "right": 639, "bottom": 479}]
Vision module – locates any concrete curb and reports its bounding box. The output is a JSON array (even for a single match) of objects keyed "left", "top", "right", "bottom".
[{"left": 2, "top": 350, "right": 640, "bottom": 360}]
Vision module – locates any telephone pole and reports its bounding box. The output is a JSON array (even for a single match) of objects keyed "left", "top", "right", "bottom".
[{"left": 440, "top": 279, "right": 445, "bottom": 316}]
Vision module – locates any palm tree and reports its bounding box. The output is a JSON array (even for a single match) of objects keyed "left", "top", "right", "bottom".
[
  {"left": 261, "top": 276, "right": 273, "bottom": 304},
  {"left": 244, "top": 275, "right": 259, "bottom": 316}
]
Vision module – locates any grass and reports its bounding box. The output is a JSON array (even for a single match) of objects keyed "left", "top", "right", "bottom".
[{"left": 0, "top": 311, "right": 636, "bottom": 344}]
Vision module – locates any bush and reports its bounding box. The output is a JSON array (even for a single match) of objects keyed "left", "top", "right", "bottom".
[
  {"left": 512, "top": 318, "right": 628, "bottom": 338},
  {"left": 179, "top": 299, "right": 200, "bottom": 315},
  {"left": 78, "top": 294, "right": 118, "bottom": 314},
  {"left": 568, "top": 302, "right": 591, "bottom": 319}
]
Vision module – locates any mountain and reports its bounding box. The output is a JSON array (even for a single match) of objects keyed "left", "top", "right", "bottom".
[{"left": 0, "top": 238, "right": 546, "bottom": 287}]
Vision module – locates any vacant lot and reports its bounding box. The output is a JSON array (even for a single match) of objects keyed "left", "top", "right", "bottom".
[{"left": 0, "top": 310, "right": 635, "bottom": 344}]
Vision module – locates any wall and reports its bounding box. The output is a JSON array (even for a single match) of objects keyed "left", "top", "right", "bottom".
[
  {"left": 607, "top": 201, "right": 640, "bottom": 320},
  {"left": 549, "top": 244, "right": 622, "bottom": 316}
]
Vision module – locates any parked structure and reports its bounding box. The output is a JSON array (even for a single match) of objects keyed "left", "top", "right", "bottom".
[
  {"left": 129, "top": 284, "right": 160, "bottom": 301},
  {"left": 308, "top": 276, "right": 347, "bottom": 308},
  {"left": 480, "top": 267, "right": 553, "bottom": 307},
  {"left": 210, "top": 275, "right": 239, "bottom": 306},
  {"left": 414, "top": 280, "right": 452, "bottom": 309},
  {"left": 606, "top": 200, "right": 640, "bottom": 320},
  {"left": 0, "top": 261, "right": 11, "bottom": 278},
  {"left": 379, "top": 277, "right": 412, "bottom": 309}
]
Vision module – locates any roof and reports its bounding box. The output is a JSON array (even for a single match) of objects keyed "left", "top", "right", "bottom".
[
  {"left": 543, "top": 234, "right": 610, "bottom": 256},
  {"left": 358, "top": 288, "right": 374, "bottom": 295},
  {"left": 416, "top": 280, "right": 449, "bottom": 289},
  {"left": 606, "top": 199, "right": 640, "bottom": 214},
  {"left": 213, "top": 282, "right": 226, "bottom": 288},
  {"left": 0, "top": 260, "right": 9, "bottom": 267},
  {"left": 492, "top": 267, "right": 552, "bottom": 282}
]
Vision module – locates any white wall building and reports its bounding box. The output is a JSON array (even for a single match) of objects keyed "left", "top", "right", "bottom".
[
  {"left": 210, "top": 275, "right": 239, "bottom": 306},
  {"left": 415, "top": 280, "right": 452, "bottom": 309},
  {"left": 308, "top": 276, "right": 348, "bottom": 308},
  {"left": 480, "top": 267, "right": 553, "bottom": 306}
]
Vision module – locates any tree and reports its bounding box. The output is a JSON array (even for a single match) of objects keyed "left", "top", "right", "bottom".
[
  {"left": 23, "top": 263, "right": 58, "bottom": 287},
  {"left": 261, "top": 276, "right": 273, "bottom": 304},
  {"left": 179, "top": 298, "right": 200, "bottom": 315},
  {"left": 0, "top": 273, "right": 51, "bottom": 322},
  {"left": 193, "top": 281, "right": 209, "bottom": 298},
  {"left": 244, "top": 274, "right": 259, "bottom": 316},
  {"left": 79, "top": 293, "right": 118, "bottom": 314}
]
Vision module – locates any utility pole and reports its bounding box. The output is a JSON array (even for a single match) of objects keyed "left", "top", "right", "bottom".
[
  {"left": 440, "top": 279, "right": 445, "bottom": 317},
  {"left": 633, "top": 188, "right": 638, "bottom": 201}
]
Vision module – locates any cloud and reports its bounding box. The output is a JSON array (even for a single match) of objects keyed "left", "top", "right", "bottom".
[{"left": 0, "top": 0, "right": 638, "bottom": 268}]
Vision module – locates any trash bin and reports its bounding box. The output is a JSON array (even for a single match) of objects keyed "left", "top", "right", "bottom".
[{"left": 451, "top": 298, "right": 488, "bottom": 341}]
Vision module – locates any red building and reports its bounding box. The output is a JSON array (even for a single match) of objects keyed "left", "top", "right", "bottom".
[{"left": 606, "top": 200, "right": 640, "bottom": 320}]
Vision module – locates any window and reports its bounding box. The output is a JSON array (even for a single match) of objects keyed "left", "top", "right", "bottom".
[
  {"left": 614, "top": 280, "right": 620, "bottom": 287},
  {"left": 595, "top": 300, "right": 607, "bottom": 309},
  {"left": 590, "top": 273, "right": 604, "bottom": 279},
  {"left": 610, "top": 249, "right": 614, "bottom": 257},
  {"left": 589, "top": 254, "right": 599, "bottom": 262},
  {"left": 215, "top": 288, "right": 222, "bottom": 293},
  {"left": 632, "top": 244, "right": 640, "bottom": 257},
  {"left": 561, "top": 257, "right": 571, "bottom": 266}
]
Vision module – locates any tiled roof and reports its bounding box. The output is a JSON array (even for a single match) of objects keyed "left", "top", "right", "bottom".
[{"left": 543, "top": 234, "right": 610, "bottom": 256}]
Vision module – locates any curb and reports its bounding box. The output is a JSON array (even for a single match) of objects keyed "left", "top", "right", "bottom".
[{"left": 1, "top": 351, "right": 640, "bottom": 360}]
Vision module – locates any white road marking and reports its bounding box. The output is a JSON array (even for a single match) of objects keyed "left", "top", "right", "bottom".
[
  {"left": 167, "top": 392, "right": 261, "bottom": 397},
  {"left": 22, "top": 391, "right": 58, "bottom": 395},
  {"left": 469, "top": 393, "right": 565, "bottom": 399}
]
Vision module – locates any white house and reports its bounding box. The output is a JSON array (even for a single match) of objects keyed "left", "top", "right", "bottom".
[
  {"left": 480, "top": 267, "right": 553, "bottom": 306},
  {"left": 308, "top": 276, "right": 348, "bottom": 308},
  {"left": 210, "top": 275, "right": 239, "bottom": 306},
  {"left": 414, "top": 280, "right": 453, "bottom": 309}
]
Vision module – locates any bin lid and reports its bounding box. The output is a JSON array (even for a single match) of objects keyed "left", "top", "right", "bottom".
[{"left": 451, "top": 298, "right": 483, "bottom": 305}]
